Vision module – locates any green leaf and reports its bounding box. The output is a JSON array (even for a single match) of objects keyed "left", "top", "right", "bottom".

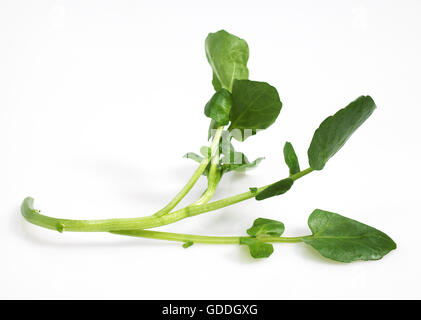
[
  {"left": 182, "top": 241, "right": 194, "bottom": 249},
  {"left": 183, "top": 152, "right": 203, "bottom": 163},
  {"left": 200, "top": 146, "right": 211, "bottom": 158},
  {"left": 302, "top": 209, "right": 396, "bottom": 263},
  {"left": 283, "top": 142, "right": 300, "bottom": 175},
  {"left": 229, "top": 80, "right": 283, "bottom": 141},
  {"left": 255, "top": 178, "right": 293, "bottom": 201},
  {"left": 240, "top": 237, "right": 274, "bottom": 259},
  {"left": 204, "top": 89, "right": 232, "bottom": 126},
  {"left": 221, "top": 156, "right": 264, "bottom": 174},
  {"left": 308, "top": 96, "right": 376, "bottom": 170},
  {"left": 218, "top": 131, "right": 264, "bottom": 173},
  {"left": 247, "top": 218, "right": 285, "bottom": 237},
  {"left": 184, "top": 151, "right": 211, "bottom": 176},
  {"left": 212, "top": 73, "right": 222, "bottom": 91},
  {"left": 205, "top": 30, "right": 249, "bottom": 92},
  {"left": 249, "top": 187, "right": 258, "bottom": 193},
  {"left": 190, "top": 130, "right": 263, "bottom": 178}
]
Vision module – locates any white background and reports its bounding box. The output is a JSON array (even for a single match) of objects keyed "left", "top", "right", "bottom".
[{"left": 1, "top": 0, "right": 420, "bottom": 299}]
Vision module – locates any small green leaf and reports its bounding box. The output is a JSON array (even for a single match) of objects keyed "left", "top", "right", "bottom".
[
  {"left": 205, "top": 30, "right": 249, "bottom": 92},
  {"left": 247, "top": 218, "right": 285, "bottom": 237},
  {"left": 255, "top": 178, "right": 294, "bottom": 201},
  {"left": 229, "top": 80, "right": 283, "bottom": 141},
  {"left": 249, "top": 187, "right": 258, "bottom": 193},
  {"left": 308, "top": 96, "right": 376, "bottom": 170},
  {"left": 184, "top": 152, "right": 211, "bottom": 176},
  {"left": 183, "top": 152, "right": 203, "bottom": 163},
  {"left": 182, "top": 241, "right": 194, "bottom": 249},
  {"left": 235, "top": 157, "right": 264, "bottom": 172},
  {"left": 204, "top": 89, "right": 232, "bottom": 126},
  {"left": 200, "top": 146, "right": 211, "bottom": 158},
  {"left": 221, "top": 156, "right": 264, "bottom": 174},
  {"left": 302, "top": 209, "right": 396, "bottom": 262},
  {"left": 219, "top": 130, "right": 234, "bottom": 156},
  {"left": 218, "top": 131, "right": 264, "bottom": 173},
  {"left": 283, "top": 142, "right": 300, "bottom": 175},
  {"left": 184, "top": 151, "right": 210, "bottom": 177},
  {"left": 240, "top": 237, "right": 274, "bottom": 259},
  {"left": 56, "top": 223, "right": 65, "bottom": 233}
]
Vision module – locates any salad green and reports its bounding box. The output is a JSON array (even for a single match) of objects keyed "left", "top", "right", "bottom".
[{"left": 20, "top": 30, "right": 396, "bottom": 262}]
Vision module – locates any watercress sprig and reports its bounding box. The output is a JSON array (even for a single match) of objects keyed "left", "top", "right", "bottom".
[
  {"left": 111, "top": 209, "right": 396, "bottom": 263},
  {"left": 20, "top": 30, "right": 396, "bottom": 263}
]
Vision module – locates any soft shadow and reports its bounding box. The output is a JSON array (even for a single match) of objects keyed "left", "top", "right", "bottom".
[
  {"left": 296, "top": 243, "right": 345, "bottom": 265},
  {"left": 76, "top": 159, "right": 171, "bottom": 205},
  {"left": 166, "top": 163, "right": 201, "bottom": 181}
]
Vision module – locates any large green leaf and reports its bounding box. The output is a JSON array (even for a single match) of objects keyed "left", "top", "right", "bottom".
[
  {"left": 205, "top": 30, "right": 249, "bottom": 92},
  {"left": 283, "top": 141, "right": 300, "bottom": 175},
  {"left": 229, "top": 80, "right": 283, "bottom": 141},
  {"left": 308, "top": 96, "right": 376, "bottom": 170},
  {"left": 302, "top": 209, "right": 396, "bottom": 262},
  {"left": 255, "top": 178, "right": 293, "bottom": 201},
  {"left": 204, "top": 89, "right": 232, "bottom": 126},
  {"left": 240, "top": 237, "right": 274, "bottom": 259},
  {"left": 247, "top": 218, "right": 285, "bottom": 237}
]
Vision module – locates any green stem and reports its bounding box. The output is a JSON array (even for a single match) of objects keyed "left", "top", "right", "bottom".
[
  {"left": 180, "top": 167, "right": 314, "bottom": 219},
  {"left": 290, "top": 167, "right": 313, "bottom": 180},
  {"left": 20, "top": 167, "right": 314, "bottom": 232},
  {"left": 110, "top": 229, "right": 307, "bottom": 244},
  {"left": 190, "top": 165, "right": 221, "bottom": 206},
  {"left": 112, "top": 229, "right": 240, "bottom": 244},
  {"left": 259, "top": 235, "right": 306, "bottom": 243},
  {"left": 153, "top": 126, "right": 224, "bottom": 217}
]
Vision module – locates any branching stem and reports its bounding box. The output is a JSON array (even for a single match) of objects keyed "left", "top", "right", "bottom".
[
  {"left": 20, "top": 167, "right": 314, "bottom": 233},
  {"left": 153, "top": 126, "right": 224, "bottom": 217}
]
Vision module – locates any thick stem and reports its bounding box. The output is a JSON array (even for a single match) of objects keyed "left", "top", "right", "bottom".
[
  {"left": 191, "top": 130, "right": 224, "bottom": 205},
  {"left": 291, "top": 167, "right": 313, "bottom": 181},
  {"left": 190, "top": 167, "right": 221, "bottom": 206},
  {"left": 20, "top": 167, "right": 314, "bottom": 232}
]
